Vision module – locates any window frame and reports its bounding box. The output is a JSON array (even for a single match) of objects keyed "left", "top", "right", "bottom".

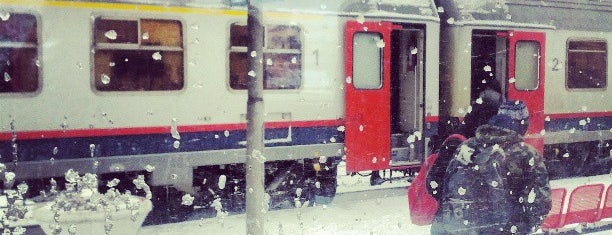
[
  {"left": 90, "top": 16, "right": 186, "bottom": 93},
  {"left": 0, "top": 12, "right": 42, "bottom": 96},
  {"left": 565, "top": 38, "right": 608, "bottom": 91},
  {"left": 227, "top": 22, "right": 304, "bottom": 92}
]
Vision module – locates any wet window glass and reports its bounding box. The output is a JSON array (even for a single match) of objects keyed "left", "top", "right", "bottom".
[
  {"left": 229, "top": 23, "right": 302, "bottom": 90},
  {"left": 567, "top": 40, "right": 607, "bottom": 89},
  {"left": 353, "top": 32, "right": 382, "bottom": 89},
  {"left": 93, "top": 18, "right": 183, "bottom": 91},
  {"left": 514, "top": 41, "right": 540, "bottom": 90},
  {"left": 0, "top": 13, "right": 38, "bottom": 93}
]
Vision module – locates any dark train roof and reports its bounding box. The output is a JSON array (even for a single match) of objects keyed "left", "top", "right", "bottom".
[{"left": 436, "top": 0, "right": 612, "bottom": 31}]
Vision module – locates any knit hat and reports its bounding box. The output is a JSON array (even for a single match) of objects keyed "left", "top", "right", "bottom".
[{"left": 488, "top": 100, "right": 530, "bottom": 135}]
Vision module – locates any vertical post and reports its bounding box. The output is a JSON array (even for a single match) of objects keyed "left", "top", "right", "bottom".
[{"left": 246, "top": 0, "right": 266, "bottom": 234}]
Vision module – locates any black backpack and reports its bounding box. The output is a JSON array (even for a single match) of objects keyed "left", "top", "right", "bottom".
[{"left": 438, "top": 142, "right": 512, "bottom": 234}]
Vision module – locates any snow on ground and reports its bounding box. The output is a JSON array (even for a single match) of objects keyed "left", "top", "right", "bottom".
[
  {"left": 139, "top": 173, "right": 612, "bottom": 235},
  {"left": 140, "top": 187, "right": 429, "bottom": 235}
]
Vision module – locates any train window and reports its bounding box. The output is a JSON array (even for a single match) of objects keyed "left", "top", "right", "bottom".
[
  {"left": 93, "top": 18, "right": 183, "bottom": 91},
  {"left": 567, "top": 40, "right": 607, "bottom": 89},
  {"left": 352, "top": 32, "right": 382, "bottom": 89},
  {"left": 0, "top": 13, "right": 39, "bottom": 93},
  {"left": 514, "top": 41, "right": 540, "bottom": 90},
  {"left": 229, "top": 23, "right": 302, "bottom": 90}
]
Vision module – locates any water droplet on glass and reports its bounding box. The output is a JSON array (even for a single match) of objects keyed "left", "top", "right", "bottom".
[
  {"left": 101, "top": 74, "right": 111, "bottom": 85},
  {"left": 337, "top": 126, "right": 345, "bottom": 132},
  {"left": 447, "top": 18, "right": 455, "bottom": 24},
  {"left": 359, "top": 125, "right": 364, "bottom": 132},
  {"left": 109, "top": 62, "right": 115, "bottom": 67},
  {"left": 224, "top": 130, "right": 230, "bottom": 137},
  {"left": 437, "top": 6, "right": 444, "bottom": 13},
  {"left": 509, "top": 77, "right": 516, "bottom": 83},
  {"left": 181, "top": 193, "right": 195, "bottom": 206},
  {"left": 266, "top": 58, "right": 273, "bottom": 66},
  {"left": 540, "top": 129, "right": 546, "bottom": 136},
  {"left": 315, "top": 181, "right": 321, "bottom": 189},
  {"left": 171, "top": 120, "right": 181, "bottom": 140},
  {"left": 510, "top": 225, "right": 518, "bottom": 233},
  {"left": 563, "top": 152, "right": 570, "bottom": 158},
  {"left": 483, "top": 65, "right": 492, "bottom": 72},
  {"left": 458, "top": 187, "right": 466, "bottom": 195},
  {"left": 345, "top": 76, "right": 352, "bottom": 84},
  {"left": 430, "top": 181, "right": 438, "bottom": 189},
  {"left": 218, "top": 175, "right": 227, "bottom": 189},
  {"left": 35, "top": 59, "right": 40, "bottom": 67},
  {"left": 170, "top": 174, "right": 178, "bottom": 180},
  {"left": 142, "top": 32, "right": 150, "bottom": 40},
  {"left": 0, "top": 11, "right": 10, "bottom": 21},
  {"left": 173, "top": 140, "right": 180, "bottom": 149},
  {"left": 89, "top": 144, "right": 96, "bottom": 156},
  {"left": 410, "top": 47, "right": 418, "bottom": 55},
  {"left": 248, "top": 70, "right": 256, "bottom": 77},
  {"left": 3, "top": 72, "right": 11, "bottom": 82},
  {"left": 68, "top": 224, "right": 77, "bottom": 234},
  {"left": 145, "top": 164, "right": 155, "bottom": 172},
  {"left": 371, "top": 157, "right": 377, "bottom": 163},
  {"left": 53, "top": 146, "right": 58, "bottom": 155},
  {"left": 569, "top": 128, "right": 576, "bottom": 134},
  {"left": 250, "top": 51, "right": 257, "bottom": 57},
  {"left": 376, "top": 39, "right": 385, "bottom": 48},
  {"left": 104, "top": 30, "right": 118, "bottom": 40},
  {"left": 579, "top": 120, "right": 587, "bottom": 126},
  {"left": 152, "top": 52, "right": 162, "bottom": 60}
]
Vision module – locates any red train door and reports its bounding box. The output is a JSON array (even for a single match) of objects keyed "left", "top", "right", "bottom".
[
  {"left": 344, "top": 21, "right": 394, "bottom": 171},
  {"left": 507, "top": 31, "right": 546, "bottom": 154}
]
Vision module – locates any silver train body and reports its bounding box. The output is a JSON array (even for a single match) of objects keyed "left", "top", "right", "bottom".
[{"left": 0, "top": 0, "right": 610, "bottom": 197}]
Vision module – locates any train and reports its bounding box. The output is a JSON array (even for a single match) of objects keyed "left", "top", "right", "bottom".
[{"left": 0, "top": 0, "right": 610, "bottom": 212}]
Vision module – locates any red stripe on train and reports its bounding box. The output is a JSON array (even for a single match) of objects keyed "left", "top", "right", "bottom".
[{"left": 546, "top": 111, "right": 612, "bottom": 119}]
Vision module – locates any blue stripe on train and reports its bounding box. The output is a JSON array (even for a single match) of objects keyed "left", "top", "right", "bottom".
[
  {"left": 545, "top": 116, "right": 612, "bottom": 133},
  {"left": 0, "top": 126, "right": 345, "bottom": 162}
]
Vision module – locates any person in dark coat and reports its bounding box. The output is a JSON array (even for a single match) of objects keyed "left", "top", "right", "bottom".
[
  {"left": 432, "top": 100, "right": 552, "bottom": 235},
  {"left": 426, "top": 90, "right": 501, "bottom": 235}
]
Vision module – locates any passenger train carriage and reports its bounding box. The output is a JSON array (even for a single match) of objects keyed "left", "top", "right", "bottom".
[{"left": 0, "top": 0, "right": 610, "bottom": 212}]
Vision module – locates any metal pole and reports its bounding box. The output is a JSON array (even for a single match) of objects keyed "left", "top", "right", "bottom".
[{"left": 246, "top": 0, "right": 266, "bottom": 234}]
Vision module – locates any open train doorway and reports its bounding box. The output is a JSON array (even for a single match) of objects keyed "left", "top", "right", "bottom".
[
  {"left": 471, "top": 30, "right": 507, "bottom": 103},
  {"left": 390, "top": 27, "right": 425, "bottom": 167}
]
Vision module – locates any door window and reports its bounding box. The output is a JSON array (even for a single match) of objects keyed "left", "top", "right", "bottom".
[
  {"left": 352, "top": 32, "right": 382, "bottom": 89},
  {"left": 514, "top": 41, "right": 540, "bottom": 90}
]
